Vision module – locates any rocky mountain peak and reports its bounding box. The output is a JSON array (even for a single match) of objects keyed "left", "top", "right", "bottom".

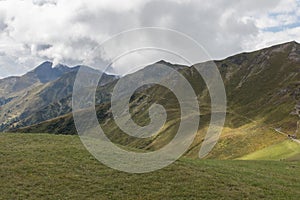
[{"left": 28, "top": 61, "right": 73, "bottom": 83}]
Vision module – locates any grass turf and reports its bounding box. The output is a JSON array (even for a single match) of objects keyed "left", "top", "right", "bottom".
[
  {"left": 0, "top": 133, "right": 300, "bottom": 199},
  {"left": 239, "top": 139, "right": 300, "bottom": 161}
]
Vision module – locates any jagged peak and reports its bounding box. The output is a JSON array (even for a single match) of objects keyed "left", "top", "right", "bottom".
[
  {"left": 27, "top": 61, "right": 74, "bottom": 83},
  {"left": 288, "top": 40, "right": 299, "bottom": 45},
  {"left": 155, "top": 60, "right": 173, "bottom": 65},
  {"left": 34, "top": 61, "right": 72, "bottom": 70},
  {"left": 53, "top": 63, "right": 68, "bottom": 68},
  {"left": 34, "top": 61, "right": 53, "bottom": 70}
]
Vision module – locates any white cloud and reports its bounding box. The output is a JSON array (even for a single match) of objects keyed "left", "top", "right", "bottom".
[
  {"left": 243, "top": 27, "right": 300, "bottom": 51},
  {"left": 0, "top": 0, "right": 299, "bottom": 77}
]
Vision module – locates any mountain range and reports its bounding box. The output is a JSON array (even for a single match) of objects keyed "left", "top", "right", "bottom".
[{"left": 1, "top": 41, "right": 299, "bottom": 160}]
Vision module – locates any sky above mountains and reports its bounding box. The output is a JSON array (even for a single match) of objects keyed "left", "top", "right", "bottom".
[{"left": 0, "top": 0, "right": 300, "bottom": 78}]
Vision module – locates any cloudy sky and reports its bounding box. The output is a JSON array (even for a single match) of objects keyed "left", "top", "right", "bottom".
[{"left": 0, "top": 0, "right": 299, "bottom": 77}]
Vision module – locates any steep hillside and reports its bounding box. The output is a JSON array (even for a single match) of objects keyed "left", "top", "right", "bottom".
[{"left": 9, "top": 41, "right": 300, "bottom": 159}]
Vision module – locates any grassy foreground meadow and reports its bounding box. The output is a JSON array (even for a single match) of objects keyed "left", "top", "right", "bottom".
[{"left": 0, "top": 133, "right": 300, "bottom": 199}]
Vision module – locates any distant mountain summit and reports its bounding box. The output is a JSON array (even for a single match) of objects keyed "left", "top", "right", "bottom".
[
  {"left": 0, "top": 61, "right": 106, "bottom": 96},
  {"left": 0, "top": 61, "right": 74, "bottom": 96},
  {"left": 0, "top": 62, "right": 117, "bottom": 131},
  {"left": 27, "top": 61, "right": 74, "bottom": 83}
]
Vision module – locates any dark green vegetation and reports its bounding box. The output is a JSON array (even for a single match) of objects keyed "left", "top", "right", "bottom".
[{"left": 1, "top": 133, "right": 300, "bottom": 199}]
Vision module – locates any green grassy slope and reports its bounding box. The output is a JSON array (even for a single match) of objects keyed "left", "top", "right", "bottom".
[
  {"left": 12, "top": 41, "right": 300, "bottom": 160},
  {"left": 1, "top": 133, "right": 300, "bottom": 199},
  {"left": 239, "top": 140, "right": 300, "bottom": 161}
]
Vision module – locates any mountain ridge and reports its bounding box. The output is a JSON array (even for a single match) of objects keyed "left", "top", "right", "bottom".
[
  {"left": 1, "top": 41, "right": 300, "bottom": 160},
  {"left": 0, "top": 62, "right": 117, "bottom": 131}
]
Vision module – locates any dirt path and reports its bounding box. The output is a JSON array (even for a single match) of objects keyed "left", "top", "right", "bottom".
[
  {"left": 274, "top": 128, "right": 300, "bottom": 144},
  {"left": 228, "top": 109, "right": 300, "bottom": 145}
]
